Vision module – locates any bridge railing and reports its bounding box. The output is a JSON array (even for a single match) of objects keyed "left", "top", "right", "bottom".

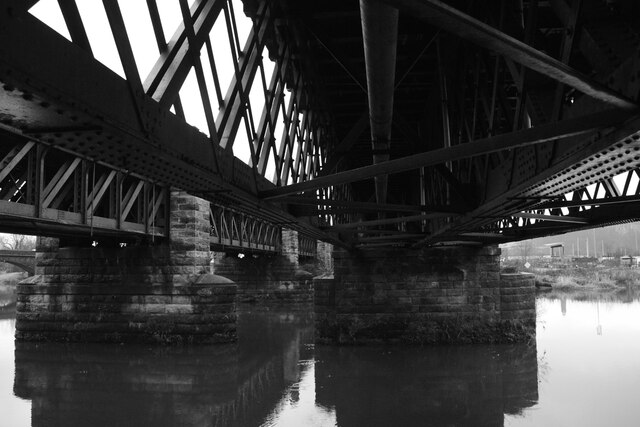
[
  {"left": 476, "top": 166, "right": 640, "bottom": 241},
  {"left": 209, "top": 204, "right": 280, "bottom": 253},
  {"left": 0, "top": 140, "right": 167, "bottom": 238},
  {"left": 298, "top": 234, "right": 317, "bottom": 258}
]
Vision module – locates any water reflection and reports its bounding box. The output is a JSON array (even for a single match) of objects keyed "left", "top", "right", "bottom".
[
  {"left": 539, "top": 284, "right": 640, "bottom": 304},
  {"left": 13, "top": 308, "right": 315, "bottom": 427},
  {"left": 507, "top": 295, "right": 640, "bottom": 427},
  {"left": 5, "top": 291, "right": 640, "bottom": 426},
  {"left": 315, "top": 344, "right": 538, "bottom": 427},
  {"left": 9, "top": 306, "right": 540, "bottom": 427},
  {"left": 15, "top": 343, "right": 239, "bottom": 426}
]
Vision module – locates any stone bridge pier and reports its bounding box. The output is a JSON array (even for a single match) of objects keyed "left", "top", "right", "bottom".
[
  {"left": 213, "top": 229, "right": 332, "bottom": 304},
  {"left": 15, "top": 191, "right": 237, "bottom": 344},
  {"left": 315, "top": 246, "right": 535, "bottom": 344}
]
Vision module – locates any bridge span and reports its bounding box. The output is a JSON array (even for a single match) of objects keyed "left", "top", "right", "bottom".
[
  {"left": 0, "top": 250, "right": 35, "bottom": 276},
  {"left": 2, "top": 0, "right": 640, "bottom": 344}
]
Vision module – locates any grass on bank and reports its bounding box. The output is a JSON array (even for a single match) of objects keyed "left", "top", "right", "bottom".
[
  {"left": 503, "top": 260, "right": 640, "bottom": 291},
  {"left": 534, "top": 268, "right": 640, "bottom": 290}
]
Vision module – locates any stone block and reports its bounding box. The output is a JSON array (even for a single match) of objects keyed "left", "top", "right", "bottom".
[
  {"left": 144, "top": 295, "right": 172, "bottom": 304},
  {"left": 500, "top": 294, "right": 533, "bottom": 304},
  {"left": 164, "top": 304, "right": 194, "bottom": 314},
  {"left": 501, "top": 309, "right": 536, "bottom": 321},
  {"left": 501, "top": 300, "right": 535, "bottom": 311},
  {"left": 500, "top": 287, "right": 535, "bottom": 296},
  {"left": 319, "top": 245, "right": 535, "bottom": 344}
]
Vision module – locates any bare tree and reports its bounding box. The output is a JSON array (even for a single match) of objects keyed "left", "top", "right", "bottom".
[
  {"left": 519, "top": 240, "right": 533, "bottom": 262},
  {"left": 0, "top": 234, "right": 36, "bottom": 251}
]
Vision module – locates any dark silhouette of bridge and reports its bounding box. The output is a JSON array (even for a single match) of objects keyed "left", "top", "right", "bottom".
[
  {"left": 3, "top": 0, "right": 640, "bottom": 344},
  {"left": 1, "top": 0, "right": 639, "bottom": 248},
  {"left": 0, "top": 250, "right": 35, "bottom": 276}
]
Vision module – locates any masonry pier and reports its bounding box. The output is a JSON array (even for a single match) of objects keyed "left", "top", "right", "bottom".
[
  {"left": 14, "top": 190, "right": 536, "bottom": 345},
  {"left": 315, "top": 246, "right": 535, "bottom": 344},
  {"left": 213, "top": 229, "right": 331, "bottom": 305},
  {"left": 15, "top": 192, "right": 237, "bottom": 344}
]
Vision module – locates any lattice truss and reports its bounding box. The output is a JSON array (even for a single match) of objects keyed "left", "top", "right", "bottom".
[
  {"left": 256, "top": 0, "right": 640, "bottom": 247},
  {"left": 5, "top": 0, "right": 640, "bottom": 248},
  {"left": 208, "top": 202, "right": 317, "bottom": 254},
  {"left": 440, "top": 0, "right": 640, "bottom": 243},
  {"left": 209, "top": 203, "right": 280, "bottom": 251},
  {"left": 28, "top": 0, "right": 328, "bottom": 186},
  {"left": 0, "top": 0, "right": 339, "bottom": 247},
  {"left": 486, "top": 168, "right": 640, "bottom": 240},
  {"left": 0, "top": 137, "right": 166, "bottom": 237}
]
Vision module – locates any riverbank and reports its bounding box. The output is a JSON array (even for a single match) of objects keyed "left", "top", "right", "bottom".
[
  {"left": 502, "top": 257, "right": 640, "bottom": 290},
  {"left": 534, "top": 266, "right": 640, "bottom": 289}
]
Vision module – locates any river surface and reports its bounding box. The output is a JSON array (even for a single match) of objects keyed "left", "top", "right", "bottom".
[{"left": 0, "top": 292, "right": 639, "bottom": 426}]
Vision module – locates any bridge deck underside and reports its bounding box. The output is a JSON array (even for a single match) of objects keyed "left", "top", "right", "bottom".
[{"left": 1, "top": 0, "right": 640, "bottom": 249}]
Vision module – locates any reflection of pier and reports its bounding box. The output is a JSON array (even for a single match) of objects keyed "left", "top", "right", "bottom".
[
  {"left": 13, "top": 309, "right": 313, "bottom": 427},
  {"left": 315, "top": 344, "right": 538, "bottom": 427},
  {"left": 13, "top": 307, "right": 537, "bottom": 426}
]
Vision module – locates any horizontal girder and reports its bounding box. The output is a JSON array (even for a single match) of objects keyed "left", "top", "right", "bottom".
[
  {"left": 3, "top": 0, "right": 640, "bottom": 248},
  {"left": 0, "top": 2, "right": 344, "bottom": 247}
]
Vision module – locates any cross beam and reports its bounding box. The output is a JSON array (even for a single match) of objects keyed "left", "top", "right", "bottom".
[
  {"left": 379, "top": 0, "right": 637, "bottom": 110},
  {"left": 513, "top": 212, "right": 589, "bottom": 224},
  {"left": 0, "top": 6, "right": 342, "bottom": 247},
  {"left": 260, "top": 109, "right": 634, "bottom": 198}
]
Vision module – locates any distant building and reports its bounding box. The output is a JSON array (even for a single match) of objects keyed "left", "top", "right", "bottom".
[
  {"left": 620, "top": 255, "right": 633, "bottom": 267},
  {"left": 546, "top": 243, "right": 564, "bottom": 258}
]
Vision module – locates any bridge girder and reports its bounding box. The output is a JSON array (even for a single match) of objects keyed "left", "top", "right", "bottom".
[
  {"left": 2, "top": 0, "right": 640, "bottom": 248},
  {"left": 0, "top": 0, "right": 343, "bottom": 247},
  {"left": 267, "top": 0, "right": 640, "bottom": 247}
]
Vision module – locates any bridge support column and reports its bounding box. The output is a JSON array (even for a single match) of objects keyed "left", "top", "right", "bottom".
[
  {"left": 16, "top": 191, "right": 237, "bottom": 344},
  {"left": 314, "top": 246, "right": 535, "bottom": 344},
  {"left": 316, "top": 241, "right": 333, "bottom": 275},
  {"left": 281, "top": 228, "right": 300, "bottom": 266},
  {"left": 213, "top": 229, "right": 314, "bottom": 304}
]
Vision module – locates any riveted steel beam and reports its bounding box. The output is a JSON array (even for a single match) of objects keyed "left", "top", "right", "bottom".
[
  {"left": 360, "top": 0, "right": 399, "bottom": 204},
  {"left": 327, "top": 213, "right": 455, "bottom": 230},
  {"left": 0, "top": 6, "right": 347, "bottom": 246},
  {"left": 379, "top": 0, "right": 637, "bottom": 110},
  {"left": 143, "top": 0, "right": 225, "bottom": 108},
  {"left": 513, "top": 212, "right": 588, "bottom": 224},
  {"left": 260, "top": 108, "right": 632, "bottom": 199}
]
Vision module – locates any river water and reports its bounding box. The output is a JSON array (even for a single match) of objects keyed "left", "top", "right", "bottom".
[{"left": 1, "top": 292, "right": 639, "bottom": 427}]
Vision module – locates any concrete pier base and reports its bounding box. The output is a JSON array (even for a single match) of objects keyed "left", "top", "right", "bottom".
[{"left": 314, "top": 246, "right": 535, "bottom": 344}]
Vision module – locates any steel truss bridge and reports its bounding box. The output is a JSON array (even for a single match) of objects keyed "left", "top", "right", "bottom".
[{"left": 1, "top": 0, "right": 640, "bottom": 251}]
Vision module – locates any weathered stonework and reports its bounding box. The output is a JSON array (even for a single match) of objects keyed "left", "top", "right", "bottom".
[
  {"left": 169, "top": 191, "right": 212, "bottom": 274},
  {"left": 213, "top": 252, "right": 314, "bottom": 304},
  {"left": 316, "top": 241, "right": 334, "bottom": 275},
  {"left": 280, "top": 228, "right": 300, "bottom": 266},
  {"left": 16, "top": 192, "right": 237, "bottom": 344},
  {"left": 314, "top": 246, "right": 535, "bottom": 344}
]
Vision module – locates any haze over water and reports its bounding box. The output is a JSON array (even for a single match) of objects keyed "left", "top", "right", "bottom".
[{"left": 1, "top": 291, "right": 639, "bottom": 426}]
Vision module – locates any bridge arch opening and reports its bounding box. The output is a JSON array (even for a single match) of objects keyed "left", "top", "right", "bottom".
[{"left": 0, "top": 260, "right": 33, "bottom": 276}]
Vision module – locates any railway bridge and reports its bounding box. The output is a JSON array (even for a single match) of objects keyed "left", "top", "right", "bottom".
[{"left": 2, "top": 0, "right": 640, "bottom": 343}]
